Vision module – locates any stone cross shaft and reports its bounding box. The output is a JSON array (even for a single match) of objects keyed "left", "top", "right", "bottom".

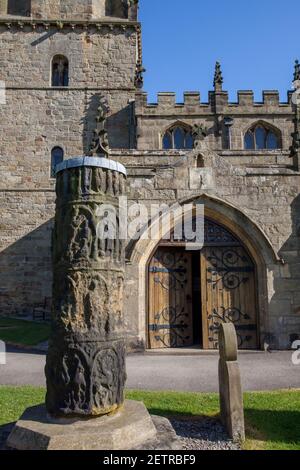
[{"left": 45, "top": 157, "right": 127, "bottom": 418}]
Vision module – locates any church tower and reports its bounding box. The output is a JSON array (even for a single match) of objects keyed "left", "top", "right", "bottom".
[
  {"left": 0, "top": 0, "right": 141, "bottom": 158},
  {"left": 0, "top": 0, "right": 141, "bottom": 316}
]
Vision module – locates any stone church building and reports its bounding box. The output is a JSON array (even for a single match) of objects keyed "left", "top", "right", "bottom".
[{"left": 0, "top": 0, "right": 299, "bottom": 351}]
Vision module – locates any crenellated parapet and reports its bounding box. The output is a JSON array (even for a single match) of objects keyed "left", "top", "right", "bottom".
[
  {"left": 134, "top": 60, "right": 298, "bottom": 154},
  {"left": 135, "top": 90, "right": 293, "bottom": 116},
  {"left": 0, "top": 0, "right": 139, "bottom": 21},
  {"left": 135, "top": 90, "right": 295, "bottom": 152}
]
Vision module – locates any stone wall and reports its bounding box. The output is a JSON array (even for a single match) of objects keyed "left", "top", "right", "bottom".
[
  {"left": 0, "top": 1, "right": 139, "bottom": 20},
  {"left": 0, "top": 190, "right": 54, "bottom": 317},
  {"left": 0, "top": 148, "right": 299, "bottom": 349},
  {"left": 0, "top": 88, "right": 134, "bottom": 188},
  {"left": 31, "top": 0, "right": 102, "bottom": 20},
  {"left": 135, "top": 91, "right": 294, "bottom": 152},
  {"left": 0, "top": 21, "right": 138, "bottom": 189},
  {"left": 0, "top": 24, "right": 137, "bottom": 87},
  {"left": 0, "top": 17, "right": 138, "bottom": 317},
  {"left": 0, "top": 4, "right": 298, "bottom": 351},
  {"left": 115, "top": 150, "right": 300, "bottom": 350}
]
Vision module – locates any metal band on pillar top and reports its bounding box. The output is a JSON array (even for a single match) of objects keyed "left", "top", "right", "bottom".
[
  {"left": 55, "top": 156, "right": 127, "bottom": 176},
  {"left": 45, "top": 156, "right": 127, "bottom": 418}
]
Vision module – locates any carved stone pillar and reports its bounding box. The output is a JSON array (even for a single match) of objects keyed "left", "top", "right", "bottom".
[
  {"left": 45, "top": 157, "right": 127, "bottom": 418},
  {"left": 7, "top": 156, "right": 178, "bottom": 450}
]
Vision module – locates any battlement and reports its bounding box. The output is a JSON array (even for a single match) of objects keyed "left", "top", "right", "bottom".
[
  {"left": 0, "top": 0, "right": 139, "bottom": 21},
  {"left": 135, "top": 90, "right": 294, "bottom": 116}
]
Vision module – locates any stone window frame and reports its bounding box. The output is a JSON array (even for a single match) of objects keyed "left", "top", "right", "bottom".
[
  {"left": 50, "top": 146, "right": 64, "bottom": 178},
  {"left": 244, "top": 121, "right": 282, "bottom": 150},
  {"left": 6, "top": 0, "right": 31, "bottom": 16},
  {"left": 51, "top": 54, "right": 69, "bottom": 88},
  {"left": 161, "top": 122, "right": 194, "bottom": 150},
  {"left": 106, "top": 0, "right": 123, "bottom": 18}
]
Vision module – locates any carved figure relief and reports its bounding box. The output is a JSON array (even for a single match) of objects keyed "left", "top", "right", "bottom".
[{"left": 46, "top": 161, "right": 127, "bottom": 417}]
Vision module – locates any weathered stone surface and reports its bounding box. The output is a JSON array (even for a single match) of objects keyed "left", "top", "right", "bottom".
[
  {"left": 136, "top": 415, "right": 182, "bottom": 450},
  {"left": 0, "top": 3, "right": 299, "bottom": 352},
  {"left": 1, "top": 1, "right": 139, "bottom": 21},
  {"left": 218, "top": 323, "right": 245, "bottom": 442},
  {"left": 6, "top": 400, "right": 158, "bottom": 451},
  {"left": 45, "top": 159, "right": 127, "bottom": 417}
]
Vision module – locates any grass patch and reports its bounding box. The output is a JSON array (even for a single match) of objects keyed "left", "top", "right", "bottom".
[
  {"left": 0, "top": 386, "right": 45, "bottom": 426},
  {"left": 127, "top": 389, "right": 219, "bottom": 417},
  {"left": 0, "top": 387, "right": 299, "bottom": 450},
  {"left": 243, "top": 390, "right": 300, "bottom": 450},
  {"left": 0, "top": 317, "right": 50, "bottom": 347}
]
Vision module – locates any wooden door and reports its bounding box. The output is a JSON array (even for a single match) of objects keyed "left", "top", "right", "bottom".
[
  {"left": 148, "top": 248, "right": 193, "bottom": 349},
  {"left": 201, "top": 246, "right": 258, "bottom": 350}
]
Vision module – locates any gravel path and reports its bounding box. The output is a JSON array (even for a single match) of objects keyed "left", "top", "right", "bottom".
[{"left": 170, "top": 417, "right": 241, "bottom": 450}]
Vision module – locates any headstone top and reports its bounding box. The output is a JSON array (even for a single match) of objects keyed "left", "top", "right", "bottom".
[{"left": 218, "top": 322, "right": 238, "bottom": 362}]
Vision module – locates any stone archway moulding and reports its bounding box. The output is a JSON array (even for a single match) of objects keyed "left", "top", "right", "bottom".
[{"left": 126, "top": 193, "right": 282, "bottom": 349}]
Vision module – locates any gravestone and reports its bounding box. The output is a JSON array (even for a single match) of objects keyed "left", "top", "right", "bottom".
[
  {"left": 7, "top": 156, "right": 179, "bottom": 450},
  {"left": 218, "top": 322, "right": 245, "bottom": 442}
]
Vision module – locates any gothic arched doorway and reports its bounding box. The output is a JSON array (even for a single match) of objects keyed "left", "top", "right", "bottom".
[{"left": 148, "top": 218, "right": 259, "bottom": 350}]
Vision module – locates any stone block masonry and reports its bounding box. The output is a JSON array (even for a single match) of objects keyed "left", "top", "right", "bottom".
[
  {"left": 0, "top": 15, "right": 139, "bottom": 318},
  {"left": 0, "top": 1, "right": 139, "bottom": 21},
  {"left": 0, "top": 147, "right": 300, "bottom": 350},
  {"left": 0, "top": 20, "right": 139, "bottom": 190},
  {"left": 135, "top": 91, "right": 294, "bottom": 151},
  {"left": 0, "top": 190, "right": 54, "bottom": 317},
  {"left": 0, "top": 2, "right": 299, "bottom": 352},
  {"left": 0, "top": 24, "right": 137, "bottom": 88}
]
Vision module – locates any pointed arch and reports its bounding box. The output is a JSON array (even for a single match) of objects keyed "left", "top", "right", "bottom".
[
  {"left": 244, "top": 120, "right": 282, "bottom": 150},
  {"left": 125, "top": 194, "right": 281, "bottom": 349},
  {"left": 161, "top": 121, "right": 194, "bottom": 150},
  {"left": 128, "top": 193, "right": 280, "bottom": 265}
]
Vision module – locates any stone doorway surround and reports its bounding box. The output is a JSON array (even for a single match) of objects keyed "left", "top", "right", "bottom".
[{"left": 125, "top": 194, "right": 281, "bottom": 352}]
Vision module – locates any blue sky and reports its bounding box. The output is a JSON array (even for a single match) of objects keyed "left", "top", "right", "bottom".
[{"left": 139, "top": 0, "right": 298, "bottom": 102}]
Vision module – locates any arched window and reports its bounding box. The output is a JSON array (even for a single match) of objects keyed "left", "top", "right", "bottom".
[
  {"left": 105, "top": 0, "right": 127, "bottom": 18},
  {"left": 162, "top": 125, "right": 194, "bottom": 150},
  {"left": 7, "top": 0, "right": 31, "bottom": 16},
  {"left": 51, "top": 55, "right": 69, "bottom": 87},
  {"left": 51, "top": 147, "right": 64, "bottom": 178},
  {"left": 244, "top": 123, "right": 280, "bottom": 150}
]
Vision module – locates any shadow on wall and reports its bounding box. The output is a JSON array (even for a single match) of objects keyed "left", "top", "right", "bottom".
[
  {"left": 82, "top": 93, "right": 133, "bottom": 153},
  {"left": 270, "top": 194, "right": 300, "bottom": 348},
  {"left": 106, "top": 104, "right": 134, "bottom": 149},
  {"left": 0, "top": 219, "right": 53, "bottom": 318}
]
